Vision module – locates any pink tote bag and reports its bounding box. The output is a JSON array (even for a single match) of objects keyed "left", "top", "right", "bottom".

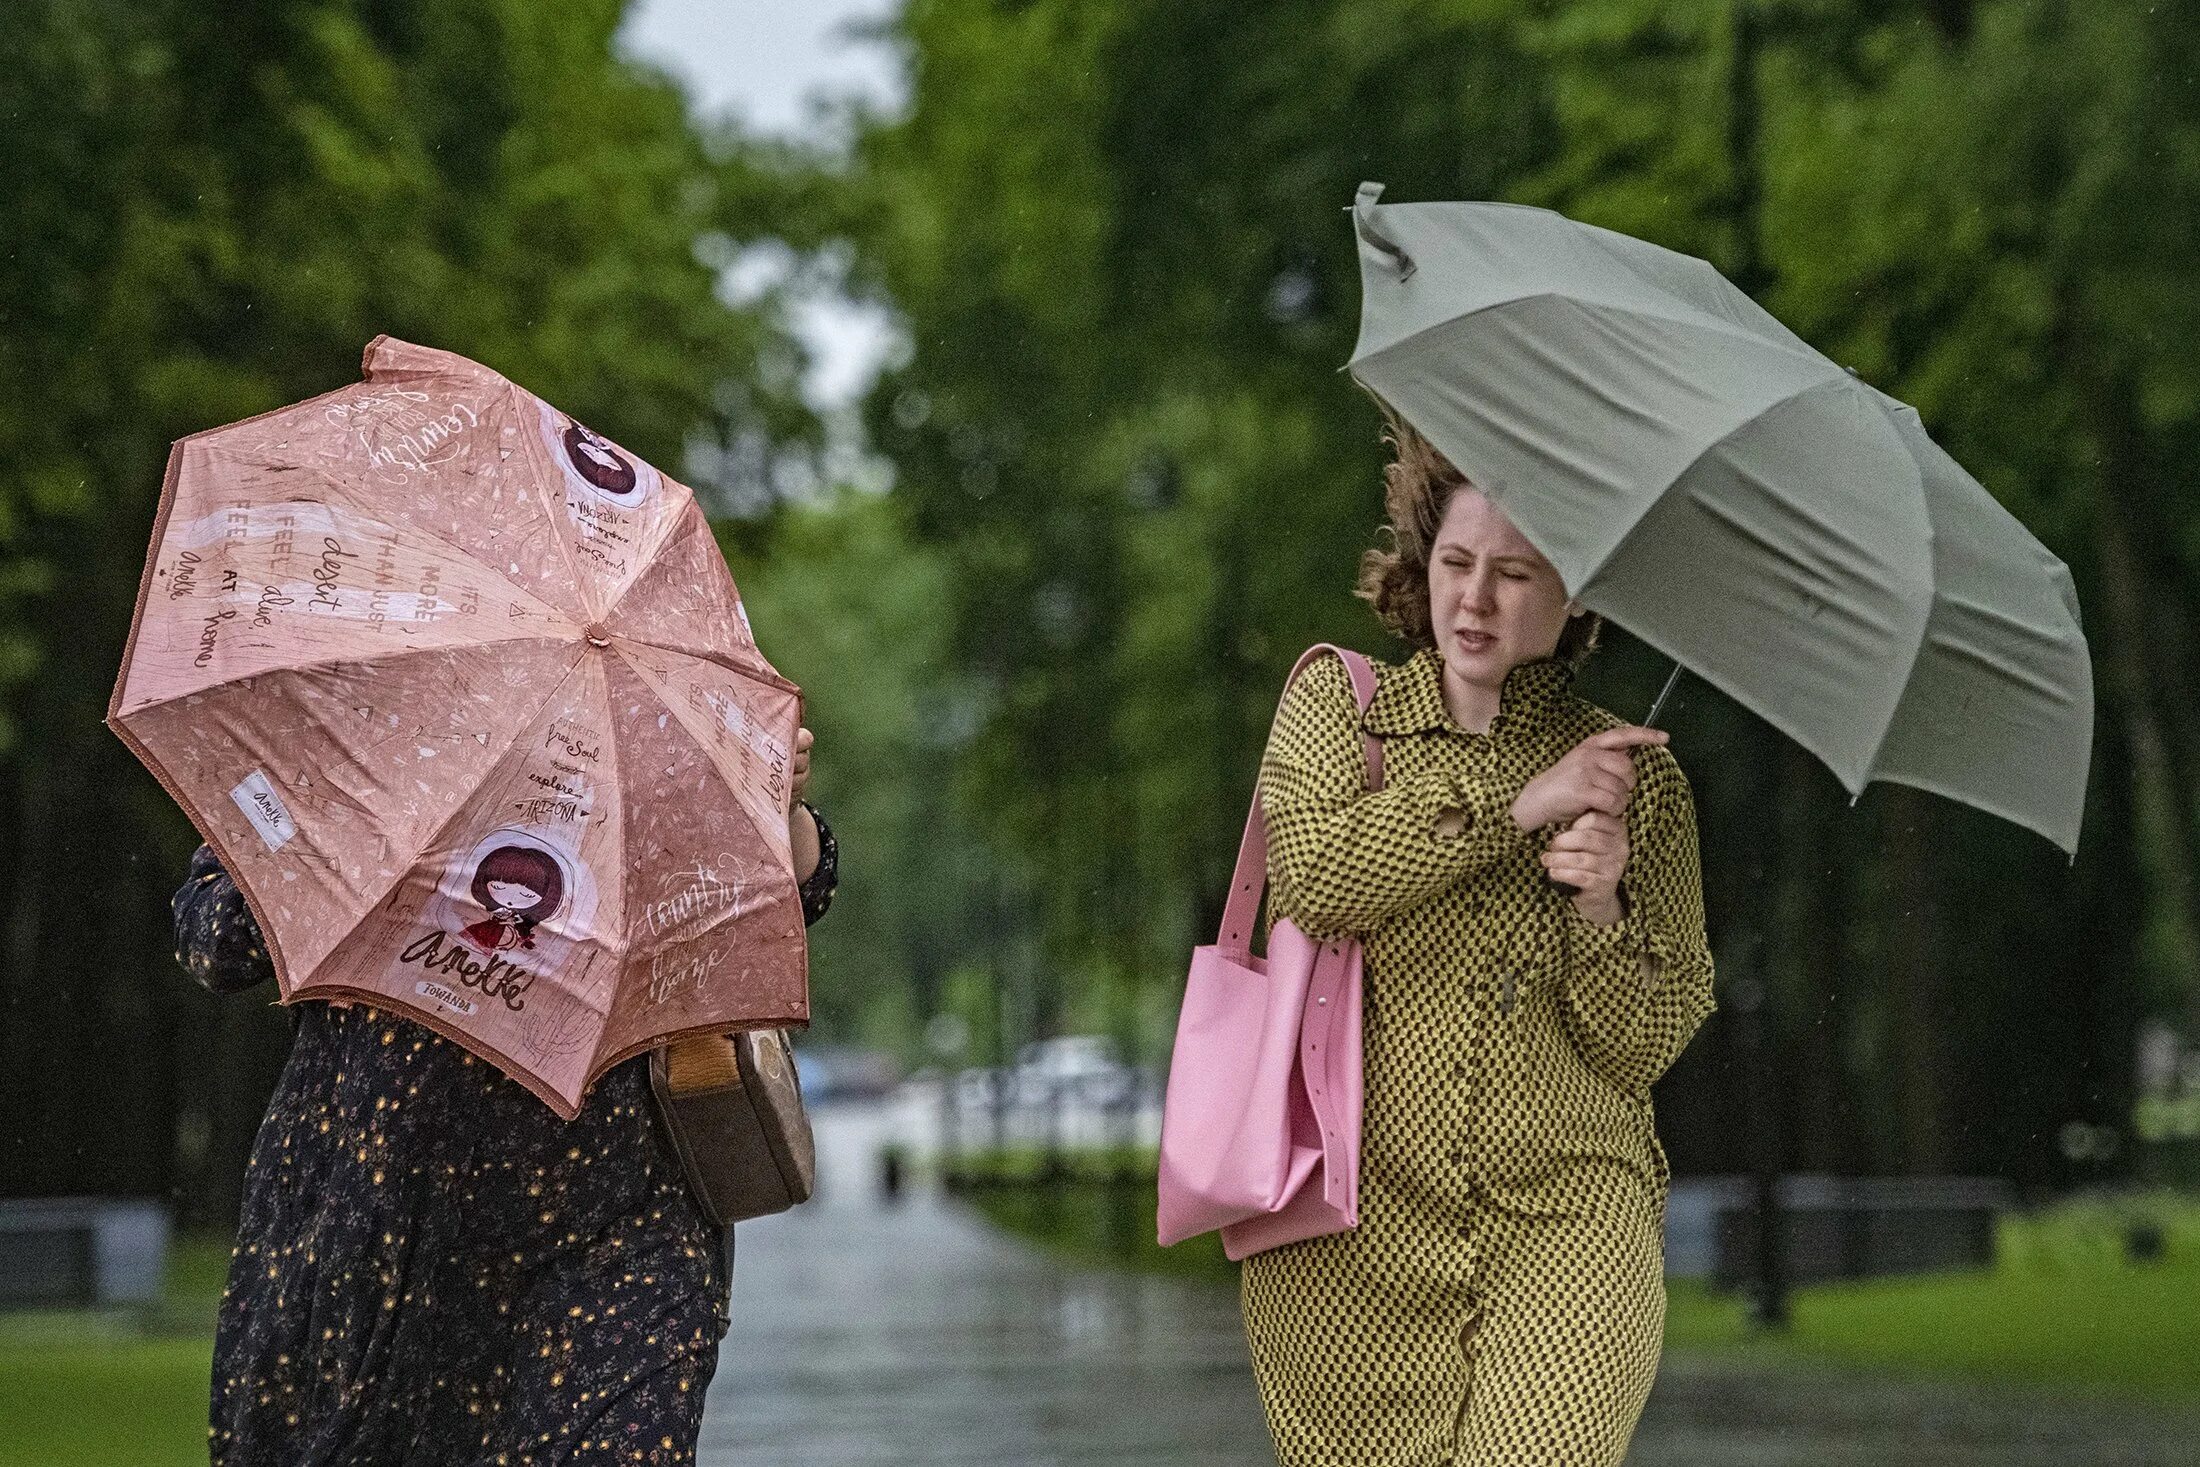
[{"left": 1156, "top": 645, "right": 1382, "bottom": 1261}]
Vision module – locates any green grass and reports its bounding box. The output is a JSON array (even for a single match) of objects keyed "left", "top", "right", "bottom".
[
  {"left": 959, "top": 1162, "right": 2200, "bottom": 1405},
  {"left": 1655, "top": 1193, "right": 2200, "bottom": 1400},
  {"left": 0, "top": 1333, "right": 215, "bottom": 1467},
  {"left": 1778, "top": 1260, "right": 2197, "bottom": 1398},
  {"left": 0, "top": 1233, "right": 230, "bottom": 1467}
]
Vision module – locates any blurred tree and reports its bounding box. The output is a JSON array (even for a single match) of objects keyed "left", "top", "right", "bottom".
[
  {"left": 848, "top": 0, "right": 1563, "bottom": 1052},
  {"left": 720, "top": 489, "right": 996, "bottom": 1049},
  {"left": 1753, "top": 0, "right": 2197, "bottom": 1180}
]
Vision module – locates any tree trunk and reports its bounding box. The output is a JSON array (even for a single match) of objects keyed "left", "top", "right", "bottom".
[
  {"left": 1881, "top": 784, "right": 1952, "bottom": 1173},
  {"left": 1779, "top": 742, "right": 1858, "bottom": 1173},
  {"left": 2079, "top": 364, "right": 2200, "bottom": 1038}
]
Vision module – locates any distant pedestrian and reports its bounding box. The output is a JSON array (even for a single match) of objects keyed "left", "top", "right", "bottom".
[{"left": 1239, "top": 418, "right": 1716, "bottom": 1466}]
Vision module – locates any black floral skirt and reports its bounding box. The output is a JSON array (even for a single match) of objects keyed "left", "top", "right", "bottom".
[{"left": 210, "top": 1001, "right": 730, "bottom": 1467}]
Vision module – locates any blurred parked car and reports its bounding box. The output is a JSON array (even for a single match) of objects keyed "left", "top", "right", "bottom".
[
  {"left": 791, "top": 1045, "right": 903, "bottom": 1102},
  {"left": 953, "top": 1065, "right": 1008, "bottom": 1110},
  {"left": 1011, "top": 1035, "right": 1138, "bottom": 1108}
]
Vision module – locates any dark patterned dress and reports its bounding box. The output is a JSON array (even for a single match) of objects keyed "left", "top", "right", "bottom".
[{"left": 175, "top": 808, "right": 838, "bottom": 1467}]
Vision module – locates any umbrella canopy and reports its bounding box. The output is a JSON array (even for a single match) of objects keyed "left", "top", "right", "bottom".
[
  {"left": 110, "top": 336, "right": 807, "bottom": 1117},
  {"left": 1345, "top": 184, "right": 2093, "bottom": 854}
]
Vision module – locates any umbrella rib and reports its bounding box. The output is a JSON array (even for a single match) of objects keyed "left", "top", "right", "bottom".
[
  {"left": 602, "top": 630, "right": 798, "bottom": 694},
  {"left": 590, "top": 507, "right": 792, "bottom": 690},
  {"left": 118, "top": 630, "right": 581, "bottom": 721},
  {"left": 615, "top": 660, "right": 797, "bottom": 958},
  {"left": 1567, "top": 376, "right": 1939, "bottom": 694},
  {"left": 1352, "top": 288, "right": 1830, "bottom": 385},
  {"left": 1915, "top": 630, "right": 2083, "bottom": 707},
  {"left": 1518, "top": 370, "right": 1939, "bottom": 789},
  {"left": 498, "top": 380, "right": 602, "bottom": 623},
  {"left": 1363, "top": 295, "right": 1956, "bottom": 781},
  {"left": 503, "top": 380, "right": 698, "bottom": 626},
  {"left": 613, "top": 644, "right": 799, "bottom": 856},
  {"left": 593, "top": 643, "right": 798, "bottom": 1068}
]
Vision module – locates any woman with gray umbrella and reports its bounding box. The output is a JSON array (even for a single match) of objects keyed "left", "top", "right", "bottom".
[
  {"left": 1238, "top": 185, "right": 2091, "bottom": 1466},
  {"left": 1241, "top": 413, "right": 1715, "bottom": 1465}
]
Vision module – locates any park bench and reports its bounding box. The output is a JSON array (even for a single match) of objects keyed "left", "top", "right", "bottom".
[
  {"left": 1665, "top": 1175, "right": 2012, "bottom": 1286},
  {"left": 0, "top": 1197, "right": 170, "bottom": 1309}
]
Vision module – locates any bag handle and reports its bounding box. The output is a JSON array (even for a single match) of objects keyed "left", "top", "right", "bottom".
[{"left": 1216, "top": 645, "right": 1383, "bottom": 953}]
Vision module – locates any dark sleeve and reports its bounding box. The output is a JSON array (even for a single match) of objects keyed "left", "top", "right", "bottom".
[
  {"left": 798, "top": 802, "right": 838, "bottom": 928},
  {"left": 172, "top": 844, "right": 275, "bottom": 994}
]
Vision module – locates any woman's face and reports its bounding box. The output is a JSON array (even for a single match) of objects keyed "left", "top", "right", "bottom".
[
  {"left": 486, "top": 878, "right": 542, "bottom": 914},
  {"left": 1427, "top": 487, "right": 1575, "bottom": 688}
]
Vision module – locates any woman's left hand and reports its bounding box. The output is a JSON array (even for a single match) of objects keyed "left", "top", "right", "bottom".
[
  {"left": 1542, "top": 810, "right": 1628, "bottom": 926},
  {"left": 787, "top": 727, "right": 821, "bottom": 883},
  {"left": 790, "top": 726, "right": 814, "bottom": 800}
]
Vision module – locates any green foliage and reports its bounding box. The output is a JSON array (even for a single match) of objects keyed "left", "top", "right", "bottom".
[
  {"left": 0, "top": 1231, "right": 235, "bottom": 1467},
  {"left": 720, "top": 490, "right": 993, "bottom": 1048},
  {"left": 848, "top": 0, "right": 1568, "bottom": 1044},
  {"left": 0, "top": 1336, "right": 212, "bottom": 1467},
  {"left": 962, "top": 1176, "right": 1235, "bottom": 1283}
]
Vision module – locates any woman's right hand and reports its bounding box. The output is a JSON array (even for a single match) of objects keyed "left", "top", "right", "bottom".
[{"left": 1509, "top": 726, "right": 1668, "bottom": 832}]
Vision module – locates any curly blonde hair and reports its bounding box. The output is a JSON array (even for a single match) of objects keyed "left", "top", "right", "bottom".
[{"left": 1355, "top": 409, "right": 1602, "bottom": 664}]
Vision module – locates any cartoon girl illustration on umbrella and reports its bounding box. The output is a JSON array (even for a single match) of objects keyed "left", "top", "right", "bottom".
[
  {"left": 459, "top": 841, "right": 569, "bottom": 954},
  {"left": 561, "top": 420, "right": 640, "bottom": 497}
]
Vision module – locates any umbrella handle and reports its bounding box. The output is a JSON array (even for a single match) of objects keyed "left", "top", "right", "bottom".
[
  {"left": 1353, "top": 182, "right": 1416, "bottom": 281},
  {"left": 1548, "top": 661, "right": 1685, "bottom": 900}
]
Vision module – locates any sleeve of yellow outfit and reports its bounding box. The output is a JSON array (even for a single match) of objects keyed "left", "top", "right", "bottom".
[
  {"left": 1258, "top": 656, "right": 1527, "bottom": 940},
  {"left": 1559, "top": 746, "right": 1718, "bottom": 1094}
]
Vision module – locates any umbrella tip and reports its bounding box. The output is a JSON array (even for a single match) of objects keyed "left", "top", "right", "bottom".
[{"left": 1352, "top": 183, "right": 1416, "bottom": 281}]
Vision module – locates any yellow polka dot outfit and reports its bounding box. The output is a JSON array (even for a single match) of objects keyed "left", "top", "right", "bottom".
[
  {"left": 172, "top": 822, "right": 837, "bottom": 1467},
  {"left": 1239, "top": 649, "right": 1716, "bottom": 1467}
]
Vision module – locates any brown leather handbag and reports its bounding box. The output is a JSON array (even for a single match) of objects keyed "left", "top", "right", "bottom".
[{"left": 649, "top": 1029, "right": 816, "bottom": 1227}]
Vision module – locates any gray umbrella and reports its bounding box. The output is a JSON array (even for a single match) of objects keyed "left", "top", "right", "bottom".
[{"left": 1345, "top": 183, "right": 2092, "bottom": 853}]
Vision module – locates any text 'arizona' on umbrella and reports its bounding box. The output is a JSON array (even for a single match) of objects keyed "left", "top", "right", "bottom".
[{"left": 108, "top": 336, "right": 807, "bottom": 1117}]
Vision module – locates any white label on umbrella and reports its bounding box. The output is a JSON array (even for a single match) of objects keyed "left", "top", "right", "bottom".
[
  {"left": 229, "top": 770, "right": 298, "bottom": 852},
  {"left": 415, "top": 980, "right": 477, "bottom": 1016}
]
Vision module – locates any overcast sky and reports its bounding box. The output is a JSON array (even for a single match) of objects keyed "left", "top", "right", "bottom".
[{"left": 619, "top": 0, "right": 904, "bottom": 409}]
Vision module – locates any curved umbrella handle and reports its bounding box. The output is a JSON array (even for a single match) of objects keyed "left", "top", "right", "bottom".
[{"left": 1353, "top": 182, "right": 1416, "bottom": 281}]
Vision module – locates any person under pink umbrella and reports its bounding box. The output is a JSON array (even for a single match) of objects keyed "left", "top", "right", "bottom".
[{"left": 174, "top": 738, "right": 833, "bottom": 1466}]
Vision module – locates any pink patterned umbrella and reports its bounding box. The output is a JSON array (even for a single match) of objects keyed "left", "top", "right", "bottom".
[{"left": 109, "top": 336, "right": 808, "bottom": 1117}]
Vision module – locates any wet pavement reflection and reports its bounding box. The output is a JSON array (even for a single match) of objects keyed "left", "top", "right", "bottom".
[
  {"left": 700, "top": 1099, "right": 1268, "bottom": 1465},
  {"left": 700, "top": 1100, "right": 2200, "bottom": 1466}
]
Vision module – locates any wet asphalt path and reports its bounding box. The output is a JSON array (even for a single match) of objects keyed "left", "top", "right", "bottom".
[{"left": 698, "top": 1101, "right": 2200, "bottom": 1466}]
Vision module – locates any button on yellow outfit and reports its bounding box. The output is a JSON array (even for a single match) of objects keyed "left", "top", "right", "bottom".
[{"left": 1240, "top": 649, "right": 1716, "bottom": 1466}]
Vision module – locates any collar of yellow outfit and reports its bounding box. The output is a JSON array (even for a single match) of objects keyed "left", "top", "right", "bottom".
[{"left": 1362, "top": 647, "right": 1575, "bottom": 740}]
